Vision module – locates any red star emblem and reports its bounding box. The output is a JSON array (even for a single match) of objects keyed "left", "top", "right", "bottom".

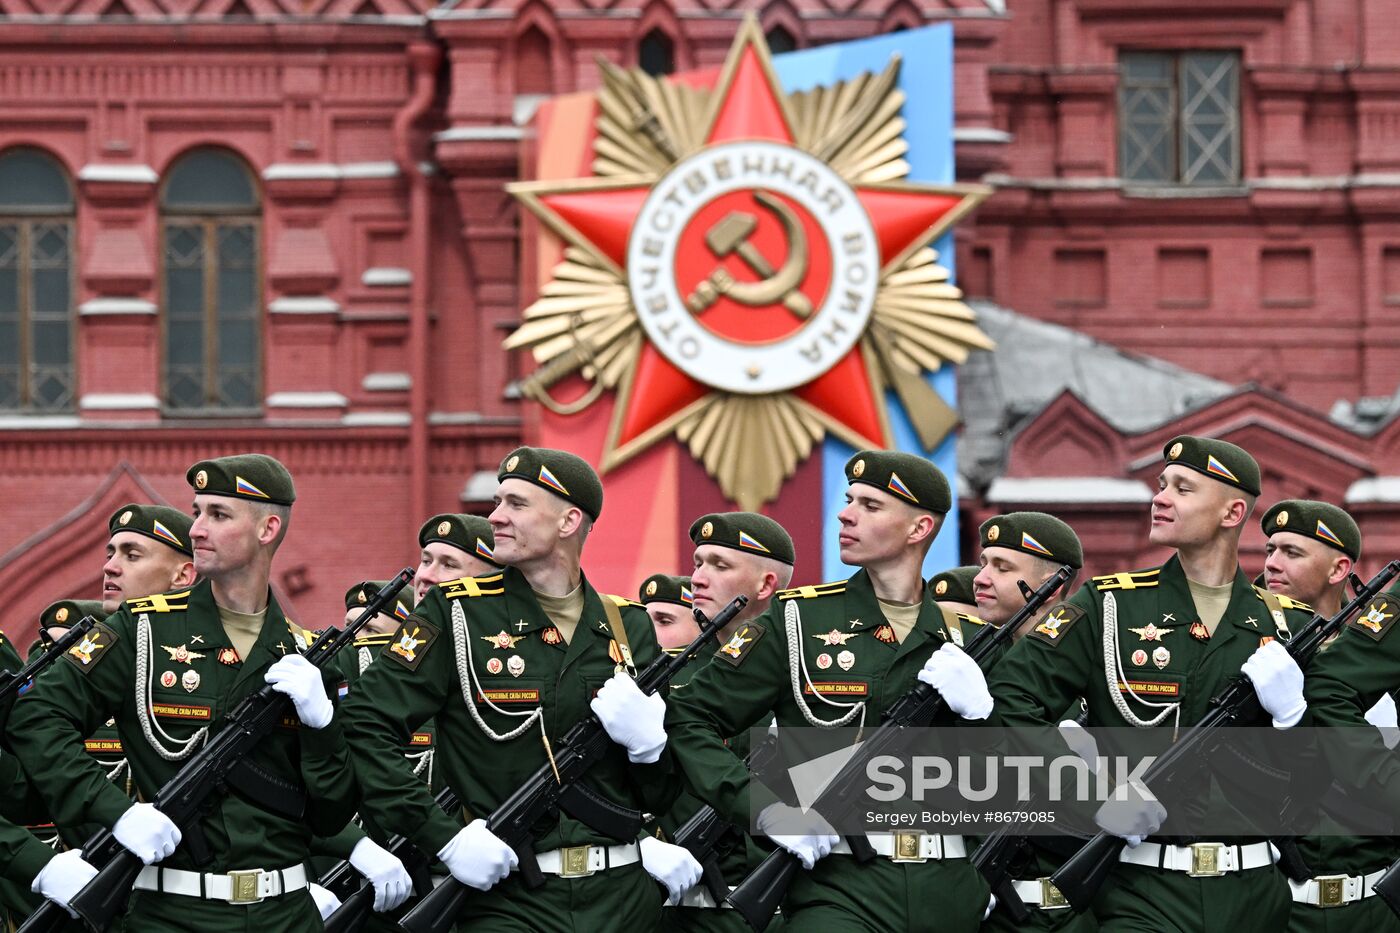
[{"left": 510, "top": 20, "right": 987, "bottom": 503}]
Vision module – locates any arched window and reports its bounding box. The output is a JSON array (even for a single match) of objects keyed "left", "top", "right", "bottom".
[
  {"left": 160, "top": 148, "right": 260, "bottom": 411},
  {"left": 639, "top": 28, "right": 675, "bottom": 77},
  {"left": 765, "top": 26, "right": 797, "bottom": 55},
  {"left": 0, "top": 148, "right": 75, "bottom": 412},
  {"left": 516, "top": 25, "right": 553, "bottom": 96}
]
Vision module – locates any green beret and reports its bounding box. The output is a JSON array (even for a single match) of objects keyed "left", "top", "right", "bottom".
[
  {"left": 689, "top": 512, "right": 796, "bottom": 566},
  {"left": 980, "top": 512, "right": 1083, "bottom": 569},
  {"left": 187, "top": 453, "right": 296, "bottom": 506},
  {"left": 1163, "top": 435, "right": 1260, "bottom": 497},
  {"left": 419, "top": 513, "right": 500, "bottom": 567},
  {"left": 928, "top": 566, "right": 978, "bottom": 605},
  {"left": 640, "top": 574, "right": 694, "bottom": 608},
  {"left": 108, "top": 503, "right": 194, "bottom": 557},
  {"left": 343, "top": 580, "right": 415, "bottom": 620},
  {"left": 1261, "top": 499, "right": 1361, "bottom": 561},
  {"left": 844, "top": 450, "right": 951, "bottom": 514},
  {"left": 498, "top": 447, "right": 603, "bottom": 521},
  {"left": 40, "top": 599, "right": 105, "bottom": 631}
]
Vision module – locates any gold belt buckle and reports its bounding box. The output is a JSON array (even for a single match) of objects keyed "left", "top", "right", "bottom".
[
  {"left": 228, "top": 868, "right": 265, "bottom": 904},
  {"left": 558, "top": 845, "right": 595, "bottom": 878},
  {"left": 891, "top": 831, "right": 926, "bottom": 863},
  {"left": 1039, "top": 878, "right": 1069, "bottom": 909},
  {"left": 1316, "top": 874, "right": 1348, "bottom": 908},
  {"left": 1188, "top": 843, "right": 1225, "bottom": 878}
]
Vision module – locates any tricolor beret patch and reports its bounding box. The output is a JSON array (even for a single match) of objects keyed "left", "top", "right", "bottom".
[
  {"left": 886, "top": 471, "right": 917, "bottom": 503},
  {"left": 1020, "top": 532, "right": 1053, "bottom": 557},
  {"left": 1315, "top": 520, "right": 1344, "bottom": 549},
  {"left": 235, "top": 475, "right": 270, "bottom": 499},
  {"left": 537, "top": 464, "right": 569, "bottom": 496},
  {"left": 1205, "top": 454, "right": 1239, "bottom": 484},
  {"left": 738, "top": 530, "right": 769, "bottom": 553}
]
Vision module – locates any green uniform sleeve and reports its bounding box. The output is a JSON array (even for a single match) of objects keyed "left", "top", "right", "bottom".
[
  {"left": 666, "top": 609, "right": 786, "bottom": 828},
  {"left": 1305, "top": 619, "right": 1400, "bottom": 803},
  {"left": 342, "top": 596, "right": 461, "bottom": 857},
  {"left": 300, "top": 703, "right": 358, "bottom": 838},
  {"left": 620, "top": 606, "right": 683, "bottom": 816},
  {"left": 5, "top": 617, "right": 138, "bottom": 833},
  {"left": 985, "top": 588, "right": 1099, "bottom": 729},
  {"left": 0, "top": 816, "right": 53, "bottom": 888}
]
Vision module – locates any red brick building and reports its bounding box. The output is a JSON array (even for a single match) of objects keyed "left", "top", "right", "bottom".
[{"left": 0, "top": 0, "right": 1395, "bottom": 642}]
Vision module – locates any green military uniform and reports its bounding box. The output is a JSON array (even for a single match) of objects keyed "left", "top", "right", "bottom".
[
  {"left": 7, "top": 455, "right": 357, "bottom": 931},
  {"left": 1254, "top": 500, "right": 1400, "bottom": 929},
  {"left": 669, "top": 452, "right": 994, "bottom": 933},
  {"left": 1300, "top": 577, "right": 1400, "bottom": 929},
  {"left": 342, "top": 447, "right": 675, "bottom": 933},
  {"left": 986, "top": 437, "right": 1311, "bottom": 932}
]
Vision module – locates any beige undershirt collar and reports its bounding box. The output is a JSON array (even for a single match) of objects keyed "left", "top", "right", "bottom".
[
  {"left": 534, "top": 583, "right": 585, "bottom": 644},
  {"left": 877, "top": 598, "right": 922, "bottom": 644}
]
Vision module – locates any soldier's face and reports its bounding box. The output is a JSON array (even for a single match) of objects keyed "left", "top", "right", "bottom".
[
  {"left": 974, "top": 546, "right": 1056, "bottom": 629},
  {"left": 691, "top": 544, "right": 769, "bottom": 620},
  {"left": 837, "top": 486, "right": 936, "bottom": 566},
  {"left": 488, "top": 479, "right": 574, "bottom": 566},
  {"left": 646, "top": 602, "right": 701, "bottom": 650},
  {"left": 1264, "top": 531, "right": 1347, "bottom": 606},
  {"left": 1149, "top": 466, "right": 1240, "bottom": 548},
  {"left": 415, "top": 542, "right": 496, "bottom": 602},
  {"left": 102, "top": 531, "right": 189, "bottom": 613},
  {"left": 189, "top": 495, "right": 265, "bottom": 578}
]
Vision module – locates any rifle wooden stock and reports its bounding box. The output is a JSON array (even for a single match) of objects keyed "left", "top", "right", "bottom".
[
  {"left": 398, "top": 595, "right": 749, "bottom": 933},
  {"left": 1049, "top": 561, "right": 1400, "bottom": 913},
  {"left": 18, "top": 571, "right": 415, "bottom": 933},
  {"left": 724, "top": 566, "right": 1074, "bottom": 930}
]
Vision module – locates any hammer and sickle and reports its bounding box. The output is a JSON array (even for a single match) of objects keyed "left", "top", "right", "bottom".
[{"left": 687, "top": 190, "right": 813, "bottom": 319}]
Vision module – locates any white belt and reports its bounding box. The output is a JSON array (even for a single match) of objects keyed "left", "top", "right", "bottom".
[
  {"left": 1289, "top": 868, "right": 1387, "bottom": 908},
  {"left": 1119, "top": 841, "right": 1277, "bottom": 877},
  {"left": 133, "top": 864, "right": 308, "bottom": 904},
  {"left": 829, "top": 832, "right": 967, "bottom": 861},
  {"left": 673, "top": 885, "right": 736, "bottom": 909},
  {"left": 534, "top": 843, "right": 640, "bottom": 878},
  {"left": 1012, "top": 878, "right": 1072, "bottom": 910}
]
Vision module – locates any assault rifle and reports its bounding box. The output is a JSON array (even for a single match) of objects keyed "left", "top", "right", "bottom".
[
  {"left": 398, "top": 594, "right": 750, "bottom": 933},
  {"left": 0, "top": 614, "right": 98, "bottom": 720},
  {"left": 1049, "top": 561, "right": 1400, "bottom": 913},
  {"left": 1375, "top": 853, "right": 1400, "bottom": 917},
  {"left": 20, "top": 570, "right": 415, "bottom": 933},
  {"left": 725, "top": 566, "right": 1074, "bottom": 931},
  {"left": 319, "top": 787, "right": 459, "bottom": 933}
]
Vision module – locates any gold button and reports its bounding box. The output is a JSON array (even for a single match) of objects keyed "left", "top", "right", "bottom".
[
  {"left": 852, "top": 459, "right": 866, "bottom": 478},
  {"left": 194, "top": 470, "right": 208, "bottom": 489},
  {"left": 987, "top": 524, "right": 1000, "bottom": 542},
  {"left": 1168, "top": 442, "right": 1183, "bottom": 460},
  {"left": 1275, "top": 510, "right": 1288, "bottom": 527},
  {"left": 119, "top": 510, "right": 132, "bottom": 526},
  {"left": 438, "top": 520, "right": 452, "bottom": 536}
]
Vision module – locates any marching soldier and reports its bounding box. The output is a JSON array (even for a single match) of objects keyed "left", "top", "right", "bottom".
[
  {"left": 668, "top": 451, "right": 996, "bottom": 932},
  {"left": 412, "top": 512, "right": 502, "bottom": 603},
  {"left": 102, "top": 503, "right": 197, "bottom": 614},
  {"left": 341, "top": 447, "right": 677, "bottom": 931},
  {"left": 641, "top": 575, "right": 700, "bottom": 651},
  {"left": 1265, "top": 501, "right": 1400, "bottom": 927},
  {"left": 928, "top": 566, "right": 979, "bottom": 617},
  {"left": 985, "top": 436, "right": 1312, "bottom": 931},
  {"left": 8, "top": 454, "right": 357, "bottom": 930}
]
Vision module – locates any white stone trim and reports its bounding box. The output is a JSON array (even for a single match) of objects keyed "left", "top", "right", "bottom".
[
  {"left": 79, "top": 393, "right": 160, "bottom": 410},
  {"left": 342, "top": 411, "right": 411, "bottom": 426},
  {"left": 79, "top": 298, "right": 157, "bottom": 316},
  {"left": 362, "top": 267, "right": 412, "bottom": 287},
  {"left": 265, "top": 391, "right": 349, "bottom": 409},
  {"left": 986, "top": 476, "right": 1153, "bottom": 505},
  {"left": 429, "top": 411, "right": 486, "bottom": 425},
  {"left": 362, "top": 372, "right": 411, "bottom": 392},
  {"left": 460, "top": 470, "right": 498, "bottom": 503},
  {"left": 262, "top": 162, "right": 399, "bottom": 181},
  {"left": 432, "top": 126, "right": 526, "bottom": 143},
  {"left": 0, "top": 415, "right": 83, "bottom": 429},
  {"left": 78, "top": 164, "right": 158, "bottom": 184},
  {"left": 1346, "top": 477, "right": 1400, "bottom": 504},
  {"left": 954, "top": 127, "right": 1012, "bottom": 144},
  {"left": 268, "top": 297, "right": 341, "bottom": 315}
]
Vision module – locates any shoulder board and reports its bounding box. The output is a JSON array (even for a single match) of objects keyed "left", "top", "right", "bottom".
[
  {"left": 1252, "top": 586, "right": 1311, "bottom": 613},
  {"left": 285, "top": 621, "right": 318, "bottom": 649},
  {"left": 778, "top": 581, "right": 847, "bottom": 601},
  {"left": 663, "top": 647, "right": 685, "bottom": 658},
  {"left": 956, "top": 612, "right": 988, "bottom": 627},
  {"left": 126, "top": 591, "right": 191, "bottom": 613},
  {"left": 1093, "top": 570, "right": 1161, "bottom": 592},
  {"left": 604, "top": 594, "right": 644, "bottom": 609},
  {"left": 441, "top": 574, "right": 506, "bottom": 600},
  {"left": 353, "top": 632, "right": 397, "bottom": 648}
]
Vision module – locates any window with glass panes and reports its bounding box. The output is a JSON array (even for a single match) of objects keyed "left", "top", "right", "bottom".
[
  {"left": 1119, "top": 51, "right": 1241, "bottom": 186},
  {"left": 160, "top": 149, "right": 261, "bottom": 411},
  {"left": 0, "top": 148, "right": 75, "bottom": 412}
]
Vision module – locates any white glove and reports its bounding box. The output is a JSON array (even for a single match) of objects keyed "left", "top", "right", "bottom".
[
  {"left": 983, "top": 892, "right": 997, "bottom": 921},
  {"left": 31, "top": 850, "right": 98, "bottom": 918},
  {"left": 437, "top": 820, "right": 517, "bottom": 891},
  {"left": 1241, "top": 641, "right": 1306, "bottom": 729},
  {"left": 916, "top": 643, "right": 994, "bottom": 720},
  {"left": 265, "top": 653, "right": 334, "bottom": 729},
  {"left": 112, "top": 802, "right": 182, "bottom": 864},
  {"left": 639, "top": 836, "right": 703, "bottom": 906},
  {"left": 1058, "top": 720, "right": 1101, "bottom": 766},
  {"left": 350, "top": 836, "right": 414, "bottom": 912},
  {"left": 590, "top": 671, "right": 668, "bottom": 763},
  {"left": 1366, "top": 693, "right": 1400, "bottom": 749},
  {"left": 755, "top": 803, "right": 838, "bottom": 870},
  {"left": 1094, "top": 779, "right": 1166, "bottom": 847},
  {"left": 307, "top": 882, "right": 341, "bottom": 920}
]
